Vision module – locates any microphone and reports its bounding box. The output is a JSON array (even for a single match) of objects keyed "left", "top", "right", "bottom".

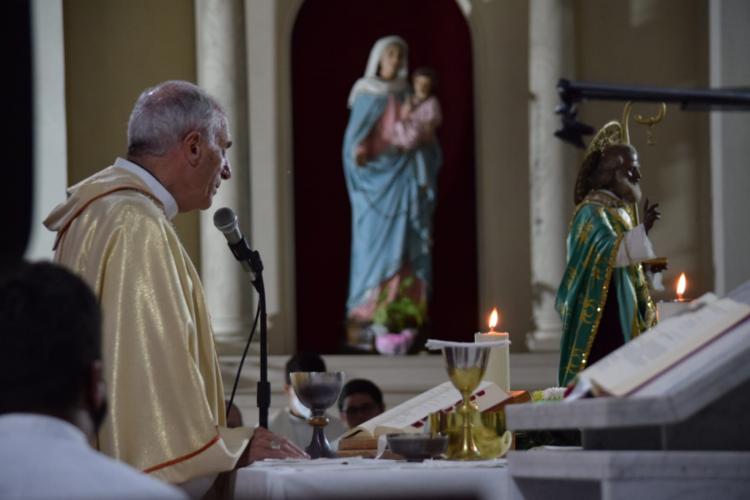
[
  {"left": 213, "top": 207, "right": 243, "bottom": 245},
  {"left": 213, "top": 207, "right": 259, "bottom": 276},
  {"left": 214, "top": 207, "right": 270, "bottom": 427}
]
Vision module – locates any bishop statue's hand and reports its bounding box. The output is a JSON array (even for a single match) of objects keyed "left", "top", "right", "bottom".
[{"left": 643, "top": 198, "right": 661, "bottom": 234}]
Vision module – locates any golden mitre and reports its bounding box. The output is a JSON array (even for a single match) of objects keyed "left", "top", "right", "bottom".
[
  {"left": 584, "top": 103, "right": 630, "bottom": 158},
  {"left": 575, "top": 102, "right": 667, "bottom": 204}
]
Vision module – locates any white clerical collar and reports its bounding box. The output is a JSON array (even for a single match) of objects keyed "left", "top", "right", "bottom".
[{"left": 114, "top": 157, "right": 178, "bottom": 220}]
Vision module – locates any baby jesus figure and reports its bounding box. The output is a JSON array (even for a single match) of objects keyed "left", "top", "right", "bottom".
[{"left": 391, "top": 67, "right": 442, "bottom": 151}]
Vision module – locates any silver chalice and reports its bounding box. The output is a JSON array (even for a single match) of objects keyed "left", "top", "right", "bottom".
[{"left": 290, "top": 371, "right": 345, "bottom": 458}]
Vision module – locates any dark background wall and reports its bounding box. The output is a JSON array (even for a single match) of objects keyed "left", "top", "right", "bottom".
[
  {"left": 6, "top": 0, "right": 32, "bottom": 271},
  {"left": 292, "top": 0, "right": 477, "bottom": 353}
]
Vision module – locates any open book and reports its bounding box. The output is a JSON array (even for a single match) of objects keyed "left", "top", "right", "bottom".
[
  {"left": 574, "top": 294, "right": 750, "bottom": 397},
  {"left": 340, "top": 380, "right": 510, "bottom": 441}
]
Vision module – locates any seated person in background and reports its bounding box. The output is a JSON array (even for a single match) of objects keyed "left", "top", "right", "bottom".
[
  {"left": 269, "top": 353, "right": 347, "bottom": 448},
  {"left": 0, "top": 262, "right": 185, "bottom": 499},
  {"left": 338, "top": 379, "right": 386, "bottom": 429}
]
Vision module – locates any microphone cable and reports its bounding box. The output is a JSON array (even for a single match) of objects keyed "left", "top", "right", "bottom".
[{"left": 225, "top": 298, "right": 261, "bottom": 419}]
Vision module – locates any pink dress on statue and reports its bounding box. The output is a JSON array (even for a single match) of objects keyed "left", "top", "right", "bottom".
[
  {"left": 390, "top": 96, "right": 442, "bottom": 150},
  {"left": 355, "top": 94, "right": 400, "bottom": 162}
]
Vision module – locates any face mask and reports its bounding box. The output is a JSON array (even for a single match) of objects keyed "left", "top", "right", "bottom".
[{"left": 289, "top": 390, "right": 312, "bottom": 419}]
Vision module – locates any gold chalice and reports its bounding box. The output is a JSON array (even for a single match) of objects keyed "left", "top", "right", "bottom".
[
  {"left": 429, "top": 407, "right": 514, "bottom": 460},
  {"left": 442, "top": 344, "right": 491, "bottom": 460}
]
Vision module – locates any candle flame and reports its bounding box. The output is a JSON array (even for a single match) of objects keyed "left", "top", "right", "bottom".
[
  {"left": 676, "top": 273, "right": 687, "bottom": 300},
  {"left": 488, "top": 308, "right": 499, "bottom": 332}
]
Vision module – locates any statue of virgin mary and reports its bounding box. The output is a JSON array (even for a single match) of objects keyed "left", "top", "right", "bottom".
[{"left": 342, "top": 35, "right": 442, "bottom": 352}]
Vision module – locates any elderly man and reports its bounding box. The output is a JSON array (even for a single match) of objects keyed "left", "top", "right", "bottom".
[
  {"left": 557, "top": 136, "right": 664, "bottom": 387},
  {"left": 0, "top": 262, "right": 186, "bottom": 499},
  {"left": 44, "top": 81, "right": 305, "bottom": 491}
]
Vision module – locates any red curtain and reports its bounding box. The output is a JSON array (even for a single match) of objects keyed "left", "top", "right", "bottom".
[{"left": 292, "top": 0, "right": 477, "bottom": 353}]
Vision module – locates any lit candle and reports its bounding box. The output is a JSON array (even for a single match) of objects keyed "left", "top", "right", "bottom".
[
  {"left": 474, "top": 307, "right": 511, "bottom": 392},
  {"left": 657, "top": 272, "right": 692, "bottom": 321}
]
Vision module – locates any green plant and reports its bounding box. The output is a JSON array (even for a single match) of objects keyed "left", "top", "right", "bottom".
[{"left": 372, "top": 276, "right": 426, "bottom": 332}]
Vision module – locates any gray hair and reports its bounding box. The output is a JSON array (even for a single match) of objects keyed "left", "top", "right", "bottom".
[{"left": 127, "top": 80, "right": 226, "bottom": 157}]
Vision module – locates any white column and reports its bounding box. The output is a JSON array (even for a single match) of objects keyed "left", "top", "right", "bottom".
[
  {"left": 244, "top": 0, "right": 305, "bottom": 354},
  {"left": 709, "top": 0, "right": 750, "bottom": 295},
  {"left": 27, "top": 0, "right": 67, "bottom": 261},
  {"left": 526, "top": 0, "right": 575, "bottom": 352},
  {"left": 196, "top": 0, "right": 252, "bottom": 352},
  {"left": 467, "top": 0, "right": 533, "bottom": 349}
]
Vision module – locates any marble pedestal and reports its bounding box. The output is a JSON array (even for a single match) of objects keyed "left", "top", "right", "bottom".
[{"left": 509, "top": 450, "right": 750, "bottom": 500}]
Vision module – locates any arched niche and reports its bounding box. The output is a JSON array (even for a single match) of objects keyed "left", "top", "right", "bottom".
[{"left": 290, "top": 0, "right": 478, "bottom": 353}]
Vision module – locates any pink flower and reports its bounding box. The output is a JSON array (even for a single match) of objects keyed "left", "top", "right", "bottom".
[{"left": 375, "top": 329, "right": 417, "bottom": 355}]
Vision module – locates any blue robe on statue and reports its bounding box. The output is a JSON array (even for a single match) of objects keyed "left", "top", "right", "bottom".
[{"left": 343, "top": 91, "right": 442, "bottom": 316}]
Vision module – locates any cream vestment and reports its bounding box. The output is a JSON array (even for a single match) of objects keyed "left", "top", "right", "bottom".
[{"left": 45, "top": 161, "right": 252, "bottom": 483}]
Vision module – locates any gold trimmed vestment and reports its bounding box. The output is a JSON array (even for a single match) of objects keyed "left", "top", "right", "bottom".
[
  {"left": 555, "top": 190, "right": 656, "bottom": 386},
  {"left": 44, "top": 165, "right": 252, "bottom": 483}
]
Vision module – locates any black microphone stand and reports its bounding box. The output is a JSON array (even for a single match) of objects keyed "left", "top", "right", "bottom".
[{"left": 227, "top": 237, "right": 270, "bottom": 428}]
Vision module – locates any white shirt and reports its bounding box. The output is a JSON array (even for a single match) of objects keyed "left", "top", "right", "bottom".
[
  {"left": 114, "top": 157, "right": 178, "bottom": 220},
  {"left": 268, "top": 408, "right": 347, "bottom": 451},
  {"left": 0, "top": 413, "right": 186, "bottom": 500}
]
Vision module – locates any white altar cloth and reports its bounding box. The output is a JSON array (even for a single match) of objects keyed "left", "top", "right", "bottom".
[{"left": 235, "top": 457, "right": 508, "bottom": 499}]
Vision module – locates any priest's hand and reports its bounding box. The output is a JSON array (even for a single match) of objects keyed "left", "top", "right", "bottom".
[
  {"left": 643, "top": 198, "right": 661, "bottom": 234},
  {"left": 236, "top": 427, "right": 309, "bottom": 467}
]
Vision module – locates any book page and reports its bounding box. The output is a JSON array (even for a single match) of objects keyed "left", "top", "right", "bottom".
[
  {"left": 580, "top": 297, "right": 750, "bottom": 397},
  {"left": 341, "top": 380, "right": 509, "bottom": 440}
]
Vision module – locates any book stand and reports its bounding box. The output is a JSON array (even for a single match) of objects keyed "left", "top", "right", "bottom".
[{"left": 505, "top": 281, "right": 750, "bottom": 499}]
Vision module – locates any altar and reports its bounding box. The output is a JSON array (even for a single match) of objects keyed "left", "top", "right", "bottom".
[
  {"left": 234, "top": 457, "right": 508, "bottom": 500},
  {"left": 219, "top": 352, "right": 552, "bottom": 499},
  {"left": 220, "top": 352, "right": 559, "bottom": 425}
]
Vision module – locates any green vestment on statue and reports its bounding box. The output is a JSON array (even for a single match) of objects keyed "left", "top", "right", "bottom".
[{"left": 556, "top": 190, "right": 656, "bottom": 386}]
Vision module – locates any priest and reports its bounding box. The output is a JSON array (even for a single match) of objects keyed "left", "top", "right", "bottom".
[{"left": 44, "top": 81, "right": 306, "bottom": 492}]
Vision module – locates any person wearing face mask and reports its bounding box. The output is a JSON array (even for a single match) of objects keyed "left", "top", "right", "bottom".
[
  {"left": 269, "top": 353, "right": 347, "bottom": 449},
  {"left": 557, "top": 105, "right": 667, "bottom": 387},
  {"left": 0, "top": 262, "right": 186, "bottom": 499},
  {"left": 343, "top": 36, "right": 443, "bottom": 353},
  {"left": 337, "top": 379, "right": 385, "bottom": 430}
]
